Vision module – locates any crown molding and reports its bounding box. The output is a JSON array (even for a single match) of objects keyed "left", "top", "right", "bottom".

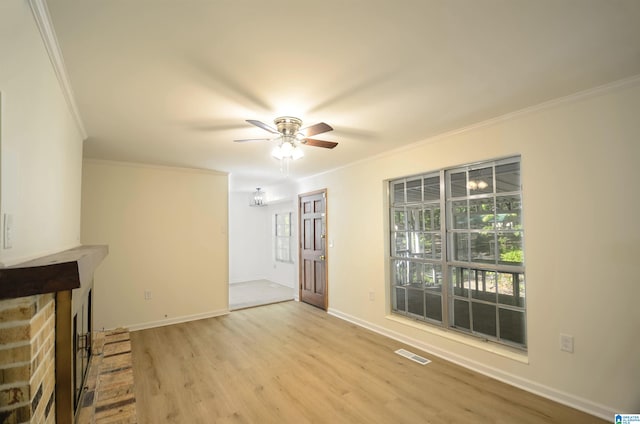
[{"left": 28, "top": 0, "right": 88, "bottom": 140}]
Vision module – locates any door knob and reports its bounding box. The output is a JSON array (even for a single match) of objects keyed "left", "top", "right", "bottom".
[{"left": 319, "top": 255, "right": 326, "bottom": 261}]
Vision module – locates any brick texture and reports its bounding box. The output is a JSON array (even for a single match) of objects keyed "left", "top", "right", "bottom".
[{"left": 0, "top": 295, "right": 56, "bottom": 424}]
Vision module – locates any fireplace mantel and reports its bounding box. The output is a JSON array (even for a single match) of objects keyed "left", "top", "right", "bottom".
[
  {"left": 0, "top": 245, "right": 108, "bottom": 424},
  {"left": 0, "top": 245, "right": 108, "bottom": 300}
]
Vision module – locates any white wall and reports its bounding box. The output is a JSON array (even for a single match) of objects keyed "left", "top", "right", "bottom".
[
  {"left": 228, "top": 191, "right": 271, "bottom": 283},
  {"left": 81, "top": 160, "right": 229, "bottom": 331},
  {"left": 228, "top": 187, "right": 297, "bottom": 288},
  {"left": 294, "top": 78, "right": 640, "bottom": 418},
  {"left": 0, "top": 0, "right": 83, "bottom": 265}
]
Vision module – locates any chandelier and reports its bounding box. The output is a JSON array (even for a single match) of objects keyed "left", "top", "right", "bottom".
[{"left": 250, "top": 188, "right": 266, "bottom": 207}]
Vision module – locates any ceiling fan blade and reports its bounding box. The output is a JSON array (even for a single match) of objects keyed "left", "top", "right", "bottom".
[
  {"left": 234, "top": 138, "right": 271, "bottom": 143},
  {"left": 246, "top": 119, "right": 279, "bottom": 134},
  {"left": 302, "top": 138, "right": 338, "bottom": 149},
  {"left": 301, "top": 122, "right": 333, "bottom": 137}
]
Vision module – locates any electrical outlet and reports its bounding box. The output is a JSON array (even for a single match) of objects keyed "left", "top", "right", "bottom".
[
  {"left": 369, "top": 291, "right": 375, "bottom": 301},
  {"left": 144, "top": 290, "right": 152, "bottom": 300},
  {"left": 560, "top": 334, "right": 574, "bottom": 353}
]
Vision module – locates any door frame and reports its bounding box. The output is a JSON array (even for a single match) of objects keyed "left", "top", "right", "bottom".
[{"left": 298, "top": 188, "right": 328, "bottom": 310}]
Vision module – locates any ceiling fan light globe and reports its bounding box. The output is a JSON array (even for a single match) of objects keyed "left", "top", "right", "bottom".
[
  {"left": 292, "top": 146, "right": 304, "bottom": 160},
  {"left": 280, "top": 141, "right": 294, "bottom": 156},
  {"left": 271, "top": 146, "right": 284, "bottom": 159}
]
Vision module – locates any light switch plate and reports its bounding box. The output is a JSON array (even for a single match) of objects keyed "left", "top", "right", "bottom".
[{"left": 3, "top": 213, "right": 13, "bottom": 249}]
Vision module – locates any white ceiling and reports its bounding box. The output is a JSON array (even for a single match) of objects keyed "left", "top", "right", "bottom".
[{"left": 46, "top": 0, "right": 640, "bottom": 191}]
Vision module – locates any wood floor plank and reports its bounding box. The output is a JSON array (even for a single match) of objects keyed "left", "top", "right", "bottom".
[{"left": 131, "top": 301, "right": 605, "bottom": 424}]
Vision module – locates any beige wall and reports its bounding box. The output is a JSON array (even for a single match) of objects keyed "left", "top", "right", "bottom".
[
  {"left": 81, "top": 160, "right": 229, "bottom": 331},
  {"left": 296, "top": 78, "right": 640, "bottom": 417},
  {"left": 0, "top": 0, "right": 83, "bottom": 265}
]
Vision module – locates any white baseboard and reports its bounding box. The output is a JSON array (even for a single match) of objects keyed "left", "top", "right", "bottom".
[
  {"left": 327, "top": 307, "right": 614, "bottom": 421},
  {"left": 126, "top": 308, "right": 229, "bottom": 332}
]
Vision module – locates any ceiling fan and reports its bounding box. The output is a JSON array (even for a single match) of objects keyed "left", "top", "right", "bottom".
[{"left": 234, "top": 116, "right": 338, "bottom": 151}]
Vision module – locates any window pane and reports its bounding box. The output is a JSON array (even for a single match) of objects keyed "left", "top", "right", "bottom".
[
  {"left": 452, "top": 232, "right": 469, "bottom": 262},
  {"left": 392, "top": 232, "right": 408, "bottom": 257},
  {"left": 407, "top": 289, "right": 424, "bottom": 316},
  {"left": 450, "top": 172, "right": 467, "bottom": 197},
  {"left": 276, "top": 249, "right": 290, "bottom": 262},
  {"left": 392, "top": 208, "right": 406, "bottom": 231},
  {"left": 470, "top": 232, "right": 495, "bottom": 264},
  {"left": 284, "top": 214, "right": 291, "bottom": 236},
  {"left": 408, "top": 232, "right": 423, "bottom": 257},
  {"left": 472, "top": 302, "right": 496, "bottom": 337},
  {"left": 392, "top": 181, "right": 405, "bottom": 204},
  {"left": 426, "top": 293, "right": 442, "bottom": 322},
  {"left": 424, "top": 263, "right": 442, "bottom": 291},
  {"left": 499, "top": 308, "right": 525, "bottom": 345},
  {"left": 496, "top": 162, "right": 520, "bottom": 193},
  {"left": 420, "top": 233, "right": 432, "bottom": 257},
  {"left": 433, "top": 207, "right": 441, "bottom": 230},
  {"left": 469, "top": 167, "right": 493, "bottom": 194},
  {"left": 394, "top": 287, "right": 406, "bottom": 312},
  {"left": 498, "top": 231, "right": 523, "bottom": 265},
  {"left": 451, "top": 267, "right": 470, "bottom": 297},
  {"left": 498, "top": 273, "right": 525, "bottom": 307},
  {"left": 392, "top": 260, "right": 408, "bottom": 286},
  {"left": 469, "top": 198, "right": 495, "bottom": 230},
  {"left": 422, "top": 206, "right": 441, "bottom": 231},
  {"left": 451, "top": 200, "right": 468, "bottom": 229},
  {"left": 433, "top": 233, "right": 442, "bottom": 259},
  {"left": 471, "top": 270, "right": 496, "bottom": 303},
  {"left": 423, "top": 176, "right": 440, "bottom": 201},
  {"left": 275, "top": 213, "right": 291, "bottom": 262},
  {"left": 408, "top": 261, "right": 423, "bottom": 287},
  {"left": 406, "top": 178, "right": 422, "bottom": 203},
  {"left": 496, "top": 195, "right": 521, "bottom": 230},
  {"left": 453, "top": 299, "right": 470, "bottom": 330},
  {"left": 407, "top": 207, "right": 422, "bottom": 231}
]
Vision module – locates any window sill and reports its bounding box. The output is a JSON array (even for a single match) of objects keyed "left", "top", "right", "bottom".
[{"left": 385, "top": 314, "right": 529, "bottom": 364}]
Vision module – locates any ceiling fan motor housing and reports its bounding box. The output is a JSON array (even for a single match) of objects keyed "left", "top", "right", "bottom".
[{"left": 274, "top": 116, "right": 302, "bottom": 136}]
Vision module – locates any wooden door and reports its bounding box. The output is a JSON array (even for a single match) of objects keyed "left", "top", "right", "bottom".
[{"left": 299, "top": 190, "right": 327, "bottom": 310}]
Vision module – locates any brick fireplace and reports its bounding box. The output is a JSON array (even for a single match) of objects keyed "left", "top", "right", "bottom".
[
  {"left": 0, "top": 294, "right": 56, "bottom": 423},
  {"left": 0, "top": 246, "right": 107, "bottom": 424}
]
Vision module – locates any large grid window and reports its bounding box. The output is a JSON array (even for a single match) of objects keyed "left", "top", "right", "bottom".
[{"left": 390, "top": 157, "right": 526, "bottom": 349}]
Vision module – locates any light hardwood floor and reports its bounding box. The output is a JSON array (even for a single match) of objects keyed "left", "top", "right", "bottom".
[{"left": 131, "top": 301, "right": 605, "bottom": 424}]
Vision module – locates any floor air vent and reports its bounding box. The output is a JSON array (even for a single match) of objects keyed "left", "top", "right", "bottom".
[{"left": 395, "top": 348, "right": 431, "bottom": 365}]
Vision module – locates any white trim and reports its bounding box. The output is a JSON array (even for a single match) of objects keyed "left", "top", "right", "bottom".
[
  {"left": 301, "top": 73, "right": 640, "bottom": 183},
  {"left": 28, "top": 0, "right": 87, "bottom": 140},
  {"left": 126, "top": 308, "right": 229, "bottom": 332},
  {"left": 83, "top": 158, "right": 229, "bottom": 176},
  {"left": 327, "top": 307, "right": 614, "bottom": 421}
]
